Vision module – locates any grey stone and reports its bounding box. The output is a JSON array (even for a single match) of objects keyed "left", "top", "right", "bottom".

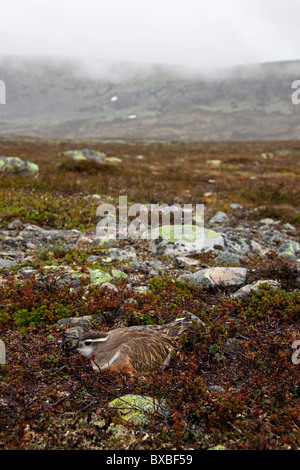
[
  {"left": 214, "top": 251, "right": 244, "bottom": 266},
  {"left": 0, "top": 258, "right": 17, "bottom": 268},
  {"left": 178, "top": 267, "right": 247, "bottom": 288},
  {"left": 86, "top": 255, "right": 99, "bottom": 262},
  {"left": 283, "top": 223, "right": 296, "bottom": 232},
  {"left": 149, "top": 269, "right": 159, "bottom": 277},
  {"left": 152, "top": 228, "right": 225, "bottom": 256},
  {"left": 233, "top": 280, "right": 281, "bottom": 299},
  {"left": 0, "top": 340, "right": 6, "bottom": 364},
  {"left": 103, "top": 248, "right": 137, "bottom": 262},
  {"left": 259, "top": 218, "right": 278, "bottom": 225},
  {"left": 223, "top": 233, "right": 262, "bottom": 256},
  {"left": 7, "top": 219, "right": 23, "bottom": 230},
  {"left": 130, "top": 261, "right": 149, "bottom": 272},
  {"left": 0, "top": 156, "right": 39, "bottom": 175},
  {"left": 229, "top": 203, "right": 243, "bottom": 210},
  {"left": 208, "top": 211, "right": 229, "bottom": 226},
  {"left": 57, "top": 315, "right": 93, "bottom": 328},
  {"left": 257, "top": 226, "right": 283, "bottom": 243},
  {"left": 208, "top": 385, "right": 225, "bottom": 393},
  {"left": 278, "top": 240, "right": 300, "bottom": 259},
  {"left": 63, "top": 149, "right": 107, "bottom": 164},
  {"left": 176, "top": 256, "right": 199, "bottom": 268},
  {"left": 100, "top": 282, "right": 119, "bottom": 292}
]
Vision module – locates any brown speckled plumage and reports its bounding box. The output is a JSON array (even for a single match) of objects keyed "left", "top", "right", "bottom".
[{"left": 77, "top": 319, "right": 191, "bottom": 374}]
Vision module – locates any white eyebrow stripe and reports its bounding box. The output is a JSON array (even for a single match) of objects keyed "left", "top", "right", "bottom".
[
  {"left": 87, "top": 336, "right": 108, "bottom": 343},
  {"left": 99, "top": 351, "right": 120, "bottom": 370}
]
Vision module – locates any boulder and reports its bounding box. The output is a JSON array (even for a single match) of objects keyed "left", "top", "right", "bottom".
[
  {"left": 233, "top": 280, "right": 281, "bottom": 299},
  {"left": 0, "top": 258, "right": 17, "bottom": 268},
  {"left": 63, "top": 149, "right": 121, "bottom": 165},
  {"left": 178, "top": 267, "right": 247, "bottom": 288},
  {"left": 108, "top": 394, "right": 169, "bottom": 426},
  {"left": 89, "top": 269, "right": 112, "bottom": 285},
  {"left": 151, "top": 226, "right": 224, "bottom": 256},
  {"left": 278, "top": 240, "right": 300, "bottom": 259},
  {"left": 208, "top": 211, "right": 229, "bottom": 226},
  {"left": 0, "top": 156, "right": 39, "bottom": 175}
]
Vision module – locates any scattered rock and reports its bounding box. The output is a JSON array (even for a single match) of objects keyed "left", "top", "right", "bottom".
[
  {"left": 151, "top": 227, "right": 225, "bottom": 256},
  {"left": 134, "top": 285, "right": 149, "bottom": 294},
  {"left": 108, "top": 394, "right": 170, "bottom": 426},
  {"left": 89, "top": 269, "right": 112, "bottom": 285},
  {"left": 99, "top": 282, "right": 119, "bottom": 292},
  {"left": 208, "top": 385, "right": 226, "bottom": 394},
  {"left": 278, "top": 240, "right": 300, "bottom": 259},
  {"left": 178, "top": 267, "right": 247, "bottom": 288},
  {"left": 175, "top": 256, "right": 199, "bottom": 268},
  {"left": 229, "top": 203, "right": 243, "bottom": 210},
  {"left": 63, "top": 149, "right": 107, "bottom": 163},
  {"left": 233, "top": 280, "right": 281, "bottom": 299},
  {"left": 63, "top": 149, "right": 122, "bottom": 165},
  {"left": 111, "top": 269, "right": 127, "bottom": 279},
  {"left": 0, "top": 258, "right": 18, "bottom": 268},
  {"left": 7, "top": 220, "right": 23, "bottom": 230},
  {"left": 0, "top": 156, "right": 39, "bottom": 175},
  {"left": 283, "top": 223, "right": 296, "bottom": 232},
  {"left": 206, "top": 159, "right": 222, "bottom": 166},
  {"left": 213, "top": 251, "right": 244, "bottom": 266},
  {"left": 0, "top": 340, "right": 6, "bottom": 365},
  {"left": 257, "top": 225, "right": 283, "bottom": 243},
  {"left": 208, "top": 211, "right": 229, "bottom": 226},
  {"left": 105, "top": 157, "right": 122, "bottom": 163},
  {"left": 102, "top": 248, "right": 137, "bottom": 262}
]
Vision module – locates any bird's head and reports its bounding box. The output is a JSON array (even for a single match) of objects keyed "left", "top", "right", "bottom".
[{"left": 78, "top": 330, "right": 109, "bottom": 357}]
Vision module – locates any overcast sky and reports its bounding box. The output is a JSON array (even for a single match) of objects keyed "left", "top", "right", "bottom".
[{"left": 1, "top": 0, "right": 299, "bottom": 70}]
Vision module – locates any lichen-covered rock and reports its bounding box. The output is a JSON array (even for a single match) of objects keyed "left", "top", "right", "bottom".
[
  {"left": 111, "top": 269, "right": 127, "bottom": 279},
  {"left": 63, "top": 149, "right": 107, "bottom": 163},
  {"left": 63, "top": 149, "right": 121, "bottom": 165},
  {"left": 278, "top": 240, "right": 300, "bottom": 259},
  {"left": 89, "top": 269, "right": 112, "bottom": 285},
  {"left": 208, "top": 211, "right": 229, "bottom": 226},
  {"left": 151, "top": 226, "right": 224, "bottom": 256},
  {"left": 0, "top": 156, "right": 39, "bottom": 175},
  {"left": 102, "top": 248, "right": 137, "bottom": 262},
  {"left": 108, "top": 394, "right": 170, "bottom": 426}
]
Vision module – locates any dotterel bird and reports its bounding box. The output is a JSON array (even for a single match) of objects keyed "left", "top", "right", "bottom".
[{"left": 77, "top": 317, "right": 192, "bottom": 374}]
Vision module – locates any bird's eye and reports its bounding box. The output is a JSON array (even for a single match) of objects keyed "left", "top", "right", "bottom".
[{"left": 85, "top": 341, "right": 92, "bottom": 346}]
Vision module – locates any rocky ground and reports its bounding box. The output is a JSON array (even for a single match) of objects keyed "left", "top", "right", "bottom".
[{"left": 0, "top": 138, "right": 299, "bottom": 450}]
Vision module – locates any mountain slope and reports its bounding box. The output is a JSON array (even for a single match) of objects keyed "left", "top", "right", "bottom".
[{"left": 0, "top": 57, "right": 299, "bottom": 140}]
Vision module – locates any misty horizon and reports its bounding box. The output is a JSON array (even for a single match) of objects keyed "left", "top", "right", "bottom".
[
  {"left": 1, "top": 0, "right": 300, "bottom": 71},
  {"left": 0, "top": 53, "right": 300, "bottom": 83}
]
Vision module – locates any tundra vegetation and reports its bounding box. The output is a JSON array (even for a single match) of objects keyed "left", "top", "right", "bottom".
[{"left": 0, "top": 137, "right": 299, "bottom": 450}]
